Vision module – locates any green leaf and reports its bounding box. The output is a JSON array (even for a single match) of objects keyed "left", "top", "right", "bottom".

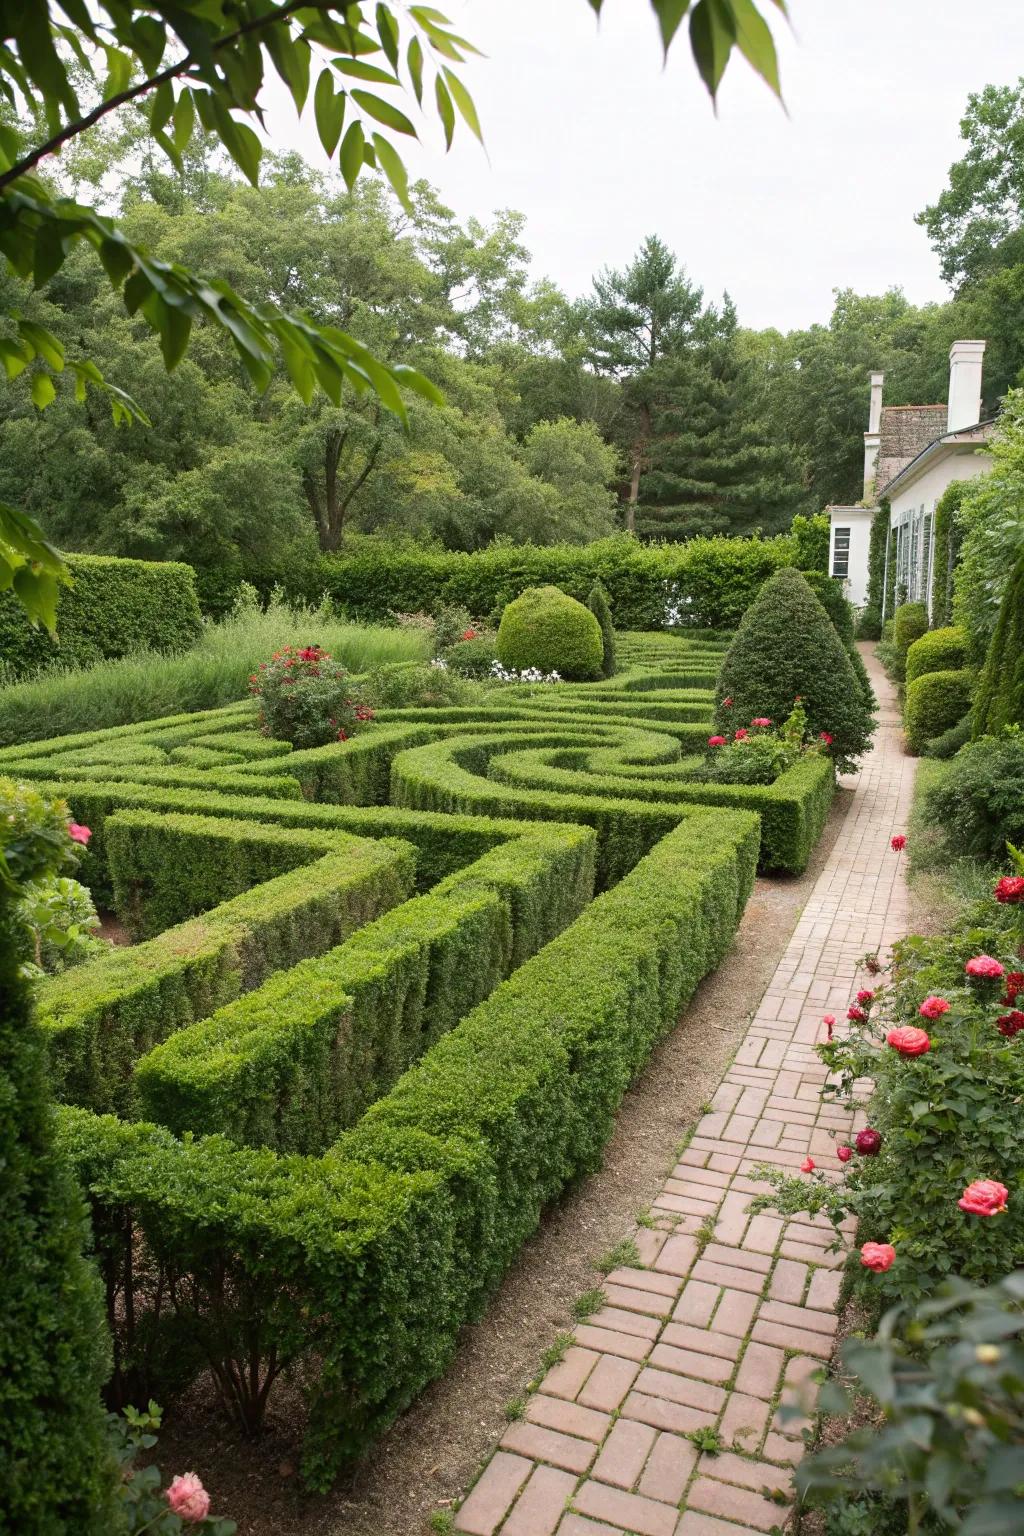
[
  {"left": 372, "top": 133, "right": 411, "bottom": 212},
  {"left": 30, "top": 371, "right": 57, "bottom": 409},
  {"left": 150, "top": 78, "right": 174, "bottom": 136},
  {"left": 407, "top": 36, "right": 424, "bottom": 103},
  {"left": 441, "top": 68, "right": 482, "bottom": 142},
  {"left": 377, "top": 4, "right": 401, "bottom": 71},
  {"left": 101, "top": 44, "right": 132, "bottom": 102},
  {"left": 651, "top": 1, "right": 692, "bottom": 55},
  {"left": 18, "top": 319, "right": 64, "bottom": 370},
  {"left": 172, "top": 89, "right": 196, "bottom": 155},
  {"left": 350, "top": 89, "right": 416, "bottom": 136},
  {"left": 434, "top": 74, "right": 455, "bottom": 150},
  {"left": 689, "top": 0, "right": 736, "bottom": 98},
  {"left": 314, "top": 69, "right": 346, "bottom": 159},
  {"left": 98, "top": 237, "right": 135, "bottom": 287},
  {"left": 338, "top": 120, "right": 365, "bottom": 191},
  {"left": 728, "top": 0, "right": 782, "bottom": 95},
  {"left": 333, "top": 59, "right": 398, "bottom": 85},
  {"left": 0, "top": 337, "right": 31, "bottom": 379},
  {"left": 265, "top": 25, "right": 311, "bottom": 113}
]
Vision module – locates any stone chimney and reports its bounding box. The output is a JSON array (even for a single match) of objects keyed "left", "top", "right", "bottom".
[
  {"left": 863, "top": 370, "right": 883, "bottom": 498},
  {"left": 947, "top": 340, "right": 986, "bottom": 433}
]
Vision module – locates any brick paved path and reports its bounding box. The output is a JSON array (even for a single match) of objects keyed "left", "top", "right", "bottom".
[{"left": 453, "top": 651, "right": 914, "bottom": 1536}]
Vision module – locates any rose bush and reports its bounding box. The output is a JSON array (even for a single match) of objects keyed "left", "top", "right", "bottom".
[{"left": 248, "top": 646, "right": 373, "bottom": 750}]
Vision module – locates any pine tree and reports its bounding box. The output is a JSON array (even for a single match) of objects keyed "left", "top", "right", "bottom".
[{"left": 637, "top": 339, "right": 804, "bottom": 541}]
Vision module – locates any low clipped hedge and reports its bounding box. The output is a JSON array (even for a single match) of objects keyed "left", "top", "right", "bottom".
[
  {"left": 0, "top": 554, "right": 202, "bottom": 679},
  {"left": 905, "top": 625, "right": 969, "bottom": 684},
  {"left": 904, "top": 668, "right": 976, "bottom": 755},
  {"left": 308, "top": 532, "right": 816, "bottom": 630},
  {"left": 58, "top": 809, "right": 759, "bottom": 1488}
]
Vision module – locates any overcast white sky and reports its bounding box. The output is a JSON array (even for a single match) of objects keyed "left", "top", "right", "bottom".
[{"left": 266, "top": 0, "right": 1024, "bottom": 332}]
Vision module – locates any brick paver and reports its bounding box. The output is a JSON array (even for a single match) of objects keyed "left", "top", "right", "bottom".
[{"left": 455, "top": 650, "right": 913, "bottom": 1534}]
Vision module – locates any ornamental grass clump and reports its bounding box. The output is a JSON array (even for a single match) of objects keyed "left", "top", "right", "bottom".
[
  {"left": 713, "top": 567, "right": 874, "bottom": 772},
  {"left": 249, "top": 645, "right": 374, "bottom": 749}
]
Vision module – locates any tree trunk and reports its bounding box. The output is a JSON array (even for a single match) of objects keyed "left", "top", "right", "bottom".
[{"left": 625, "top": 402, "right": 651, "bottom": 535}]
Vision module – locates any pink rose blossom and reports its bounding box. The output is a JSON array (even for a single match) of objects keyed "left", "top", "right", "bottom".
[
  {"left": 800, "top": 1156, "right": 815, "bottom": 1173},
  {"left": 919, "top": 996, "right": 950, "bottom": 1020},
  {"left": 751, "top": 717, "right": 772, "bottom": 727},
  {"left": 965, "top": 955, "right": 1005, "bottom": 980},
  {"left": 886, "top": 1025, "right": 931, "bottom": 1056},
  {"left": 836, "top": 1145, "right": 853, "bottom": 1163},
  {"left": 733, "top": 727, "right": 748, "bottom": 740},
  {"left": 860, "top": 1241, "right": 896, "bottom": 1272},
  {"left": 68, "top": 823, "right": 91, "bottom": 845},
  {"left": 721, "top": 696, "right": 733, "bottom": 707},
  {"left": 890, "top": 834, "right": 907, "bottom": 852},
  {"left": 847, "top": 1005, "right": 868, "bottom": 1023},
  {"left": 958, "top": 1180, "right": 1008, "bottom": 1217},
  {"left": 707, "top": 735, "right": 726, "bottom": 747},
  {"left": 165, "top": 1473, "right": 210, "bottom": 1523},
  {"left": 819, "top": 731, "right": 833, "bottom": 745},
  {"left": 856, "top": 989, "right": 874, "bottom": 1006}
]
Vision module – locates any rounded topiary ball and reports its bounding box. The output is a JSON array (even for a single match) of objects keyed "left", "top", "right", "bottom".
[{"left": 496, "top": 585, "right": 603, "bottom": 680}]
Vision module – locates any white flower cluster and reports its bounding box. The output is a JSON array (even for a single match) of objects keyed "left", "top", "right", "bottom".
[
  {"left": 489, "top": 661, "right": 562, "bottom": 684},
  {"left": 663, "top": 582, "right": 695, "bottom": 628},
  {"left": 429, "top": 657, "right": 449, "bottom": 670}
]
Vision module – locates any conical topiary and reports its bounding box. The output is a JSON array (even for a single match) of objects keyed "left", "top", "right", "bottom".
[
  {"left": 587, "top": 581, "right": 616, "bottom": 678},
  {"left": 714, "top": 567, "right": 875, "bottom": 772},
  {"left": 972, "top": 550, "right": 1024, "bottom": 738}
]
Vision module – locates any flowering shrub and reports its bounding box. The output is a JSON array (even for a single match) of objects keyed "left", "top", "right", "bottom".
[
  {"left": 489, "top": 661, "right": 562, "bottom": 684},
  {"left": 700, "top": 701, "right": 826, "bottom": 786},
  {"left": 19, "top": 874, "right": 103, "bottom": 978},
  {"left": 752, "top": 862, "right": 1024, "bottom": 1307},
  {"left": 248, "top": 646, "right": 373, "bottom": 750},
  {"left": 111, "top": 1402, "right": 235, "bottom": 1533}
]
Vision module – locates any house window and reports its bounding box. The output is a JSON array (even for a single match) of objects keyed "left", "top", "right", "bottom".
[
  {"left": 908, "top": 513, "right": 921, "bottom": 600},
  {"left": 832, "top": 527, "right": 851, "bottom": 578},
  {"left": 921, "top": 511, "right": 933, "bottom": 608}
]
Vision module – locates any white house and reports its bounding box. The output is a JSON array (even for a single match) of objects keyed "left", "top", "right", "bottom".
[{"left": 828, "top": 341, "right": 995, "bottom": 617}]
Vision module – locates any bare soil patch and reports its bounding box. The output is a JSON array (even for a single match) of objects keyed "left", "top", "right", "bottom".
[{"left": 152, "top": 792, "right": 853, "bottom": 1536}]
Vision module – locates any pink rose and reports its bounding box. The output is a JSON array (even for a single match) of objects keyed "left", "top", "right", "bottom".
[
  {"left": 847, "top": 1005, "right": 868, "bottom": 1023},
  {"left": 886, "top": 1025, "right": 931, "bottom": 1056},
  {"left": 965, "top": 955, "right": 1005, "bottom": 980},
  {"left": 836, "top": 1145, "right": 853, "bottom": 1163},
  {"left": 958, "top": 1180, "right": 1008, "bottom": 1217},
  {"left": 918, "top": 996, "right": 950, "bottom": 1020},
  {"left": 751, "top": 717, "right": 772, "bottom": 727},
  {"left": 860, "top": 1241, "right": 895, "bottom": 1272},
  {"left": 721, "top": 696, "right": 733, "bottom": 707},
  {"left": 733, "top": 727, "right": 748, "bottom": 740},
  {"left": 707, "top": 735, "right": 727, "bottom": 747},
  {"left": 68, "top": 822, "right": 91, "bottom": 845},
  {"left": 890, "top": 834, "right": 907, "bottom": 852},
  {"left": 165, "top": 1473, "right": 210, "bottom": 1523},
  {"left": 856, "top": 989, "right": 874, "bottom": 1005},
  {"left": 800, "top": 1157, "right": 815, "bottom": 1172},
  {"left": 855, "top": 1128, "right": 882, "bottom": 1156}
]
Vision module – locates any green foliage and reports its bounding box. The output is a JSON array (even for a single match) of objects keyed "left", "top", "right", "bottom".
[
  {"left": 893, "top": 600, "right": 929, "bottom": 656},
  {"left": 111, "top": 1403, "right": 236, "bottom": 1534},
  {"left": 19, "top": 874, "right": 102, "bottom": 977},
  {"left": 364, "top": 661, "right": 479, "bottom": 708},
  {"left": 0, "top": 779, "right": 118, "bottom": 1531},
  {"left": 444, "top": 635, "right": 498, "bottom": 678},
  {"left": 714, "top": 568, "right": 875, "bottom": 772},
  {"left": 930, "top": 482, "right": 969, "bottom": 629},
  {"left": 791, "top": 513, "right": 831, "bottom": 573},
  {"left": 856, "top": 503, "right": 891, "bottom": 640},
  {"left": 954, "top": 390, "right": 1024, "bottom": 664},
  {"left": 905, "top": 625, "right": 969, "bottom": 683},
  {"left": 587, "top": 581, "right": 617, "bottom": 678},
  {"left": 702, "top": 706, "right": 812, "bottom": 786},
  {"left": 973, "top": 552, "right": 1024, "bottom": 737},
  {"left": 251, "top": 644, "right": 370, "bottom": 750},
  {"left": 0, "top": 554, "right": 202, "bottom": 681},
  {"left": 496, "top": 585, "right": 603, "bottom": 681},
  {"left": 904, "top": 668, "right": 975, "bottom": 755},
  {"left": 923, "top": 731, "right": 1024, "bottom": 861},
  {"left": 921, "top": 713, "right": 973, "bottom": 760},
  {"left": 0, "top": 595, "right": 427, "bottom": 747},
  {"left": 802, "top": 1273, "right": 1024, "bottom": 1536}
]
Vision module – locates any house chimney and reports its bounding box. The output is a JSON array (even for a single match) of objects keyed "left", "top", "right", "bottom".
[
  {"left": 863, "top": 370, "right": 883, "bottom": 498},
  {"left": 947, "top": 340, "right": 986, "bottom": 433}
]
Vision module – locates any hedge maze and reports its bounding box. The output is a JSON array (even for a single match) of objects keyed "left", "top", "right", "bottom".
[{"left": 7, "top": 632, "right": 835, "bottom": 1487}]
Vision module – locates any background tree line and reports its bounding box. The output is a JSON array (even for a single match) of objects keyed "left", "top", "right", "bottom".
[{"left": 4, "top": 77, "right": 1024, "bottom": 611}]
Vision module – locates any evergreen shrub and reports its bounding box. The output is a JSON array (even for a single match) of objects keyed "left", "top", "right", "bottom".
[
  {"left": 855, "top": 503, "right": 891, "bottom": 640},
  {"left": 923, "top": 732, "right": 1024, "bottom": 861},
  {"left": 893, "top": 601, "right": 929, "bottom": 656},
  {"left": 496, "top": 586, "right": 602, "bottom": 680},
  {"left": 930, "top": 481, "right": 968, "bottom": 628},
  {"left": 922, "top": 714, "right": 972, "bottom": 760},
  {"left": 904, "top": 669, "right": 975, "bottom": 755},
  {"left": 0, "top": 554, "right": 202, "bottom": 680},
  {"left": 972, "top": 552, "right": 1024, "bottom": 739},
  {"left": 905, "top": 626, "right": 969, "bottom": 684},
  {"left": 587, "top": 581, "right": 617, "bottom": 677},
  {"left": 713, "top": 567, "right": 875, "bottom": 772}
]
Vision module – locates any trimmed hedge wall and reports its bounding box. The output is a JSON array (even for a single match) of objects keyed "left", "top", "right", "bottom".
[
  {"left": 972, "top": 551, "right": 1024, "bottom": 738},
  {"left": 0, "top": 554, "right": 202, "bottom": 679},
  {"left": 58, "top": 809, "right": 759, "bottom": 1488},
  {"left": 309, "top": 533, "right": 814, "bottom": 630},
  {"left": 905, "top": 668, "right": 976, "bottom": 756},
  {"left": 905, "top": 626, "right": 969, "bottom": 685}
]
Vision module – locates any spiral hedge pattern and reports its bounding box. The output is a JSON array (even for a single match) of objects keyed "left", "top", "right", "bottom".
[{"left": 1, "top": 630, "right": 834, "bottom": 1487}]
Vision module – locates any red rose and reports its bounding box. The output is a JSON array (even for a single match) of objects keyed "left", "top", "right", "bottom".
[
  {"left": 836, "top": 1145, "right": 853, "bottom": 1163},
  {"left": 886, "top": 1025, "right": 931, "bottom": 1056},
  {"left": 733, "top": 727, "right": 748, "bottom": 740},
  {"left": 461, "top": 628, "right": 477, "bottom": 641},
  {"left": 722, "top": 697, "right": 733, "bottom": 707},
  {"left": 708, "top": 735, "right": 726, "bottom": 747},
  {"left": 860, "top": 1242, "right": 895, "bottom": 1272},
  {"left": 965, "top": 955, "right": 1005, "bottom": 980},
  {"left": 994, "top": 876, "right": 1024, "bottom": 904},
  {"left": 819, "top": 731, "right": 833, "bottom": 745},
  {"left": 997, "top": 1011, "right": 1024, "bottom": 1038},
  {"left": 958, "top": 1179, "right": 1008, "bottom": 1217},
  {"left": 890, "top": 834, "right": 907, "bottom": 852},
  {"left": 800, "top": 1157, "right": 815, "bottom": 1173},
  {"left": 855, "top": 1128, "right": 882, "bottom": 1156},
  {"left": 856, "top": 989, "right": 874, "bottom": 1005},
  {"left": 1004, "top": 972, "right": 1024, "bottom": 1003},
  {"left": 918, "top": 996, "right": 950, "bottom": 1019},
  {"left": 847, "top": 1006, "right": 868, "bottom": 1023}
]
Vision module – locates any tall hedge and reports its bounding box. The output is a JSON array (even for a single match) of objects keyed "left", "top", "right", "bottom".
[
  {"left": 930, "top": 481, "right": 969, "bottom": 630},
  {"left": 790, "top": 513, "right": 830, "bottom": 573},
  {"left": 587, "top": 581, "right": 617, "bottom": 677},
  {"left": 972, "top": 551, "right": 1024, "bottom": 738},
  {"left": 714, "top": 567, "right": 874, "bottom": 772},
  {"left": 856, "top": 502, "right": 891, "bottom": 640},
  {"left": 0, "top": 554, "right": 203, "bottom": 680},
  {"left": 308, "top": 532, "right": 817, "bottom": 631},
  {"left": 0, "top": 783, "right": 117, "bottom": 1531}
]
